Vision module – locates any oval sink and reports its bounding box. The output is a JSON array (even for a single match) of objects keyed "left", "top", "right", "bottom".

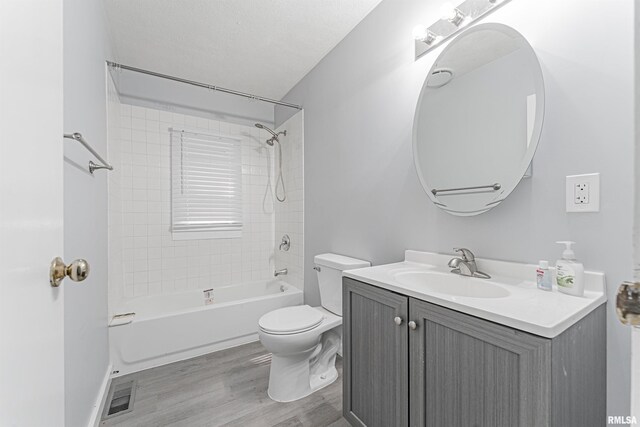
[{"left": 392, "top": 271, "right": 510, "bottom": 299}]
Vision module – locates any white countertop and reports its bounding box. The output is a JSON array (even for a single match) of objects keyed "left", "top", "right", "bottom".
[{"left": 343, "top": 250, "right": 607, "bottom": 338}]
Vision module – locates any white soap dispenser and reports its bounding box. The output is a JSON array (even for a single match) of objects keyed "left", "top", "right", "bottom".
[{"left": 555, "top": 241, "right": 585, "bottom": 297}]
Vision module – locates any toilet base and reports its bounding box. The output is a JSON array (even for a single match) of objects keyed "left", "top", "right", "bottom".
[
  {"left": 268, "top": 366, "right": 338, "bottom": 403},
  {"left": 266, "top": 329, "right": 340, "bottom": 403},
  {"left": 309, "top": 365, "right": 339, "bottom": 393}
]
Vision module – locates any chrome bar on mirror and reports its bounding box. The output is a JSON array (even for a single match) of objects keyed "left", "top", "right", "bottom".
[
  {"left": 63, "top": 132, "right": 113, "bottom": 174},
  {"left": 432, "top": 183, "right": 501, "bottom": 196}
]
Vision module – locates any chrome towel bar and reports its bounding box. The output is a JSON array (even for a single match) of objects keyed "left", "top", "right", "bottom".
[
  {"left": 432, "top": 183, "right": 501, "bottom": 196},
  {"left": 63, "top": 132, "right": 113, "bottom": 174}
]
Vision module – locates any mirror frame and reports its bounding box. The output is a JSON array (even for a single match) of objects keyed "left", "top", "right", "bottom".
[{"left": 412, "top": 23, "right": 545, "bottom": 216}]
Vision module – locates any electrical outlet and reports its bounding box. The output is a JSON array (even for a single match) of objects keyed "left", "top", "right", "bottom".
[
  {"left": 574, "top": 182, "right": 589, "bottom": 204},
  {"left": 566, "top": 173, "right": 600, "bottom": 212}
]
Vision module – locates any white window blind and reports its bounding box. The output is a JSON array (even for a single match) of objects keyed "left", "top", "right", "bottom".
[{"left": 170, "top": 128, "right": 242, "bottom": 239}]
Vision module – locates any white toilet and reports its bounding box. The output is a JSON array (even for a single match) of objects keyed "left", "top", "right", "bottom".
[{"left": 258, "top": 253, "right": 370, "bottom": 402}]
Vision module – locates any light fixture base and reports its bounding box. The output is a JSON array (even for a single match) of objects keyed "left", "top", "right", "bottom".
[{"left": 414, "top": 0, "right": 512, "bottom": 60}]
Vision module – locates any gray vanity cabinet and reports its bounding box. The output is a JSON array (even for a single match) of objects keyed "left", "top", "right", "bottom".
[
  {"left": 343, "top": 278, "right": 409, "bottom": 427},
  {"left": 409, "top": 299, "right": 550, "bottom": 427},
  {"left": 343, "top": 277, "right": 606, "bottom": 427}
]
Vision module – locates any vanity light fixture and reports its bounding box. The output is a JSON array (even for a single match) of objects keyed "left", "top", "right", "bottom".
[{"left": 414, "top": 0, "right": 512, "bottom": 59}]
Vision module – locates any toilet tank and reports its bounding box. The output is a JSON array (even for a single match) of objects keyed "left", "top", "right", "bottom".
[{"left": 314, "top": 253, "right": 370, "bottom": 316}]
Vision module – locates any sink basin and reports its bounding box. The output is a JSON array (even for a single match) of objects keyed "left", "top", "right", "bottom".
[{"left": 391, "top": 271, "right": 510, "bottom": 299}]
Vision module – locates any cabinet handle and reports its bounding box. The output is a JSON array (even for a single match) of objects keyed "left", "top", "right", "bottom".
[
  {"left": 408, "top": 321, "right": 417, "bottom": 330},
  {"left": 394, "top": 316, "right": 403, "bottom": 326}
]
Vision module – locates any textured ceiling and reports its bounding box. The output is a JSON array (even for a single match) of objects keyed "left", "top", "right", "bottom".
[{"left": 105, "top": 0, "right": 383, "bottom": 100}]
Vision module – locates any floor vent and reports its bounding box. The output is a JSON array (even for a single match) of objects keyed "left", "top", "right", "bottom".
[{"left": 101, "top": 380, "right": 136, "bottom": 420}]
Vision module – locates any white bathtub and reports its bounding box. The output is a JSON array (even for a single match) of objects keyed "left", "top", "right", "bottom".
[{"left": 109, "top": 279, "right": 303, "bottom": 376}]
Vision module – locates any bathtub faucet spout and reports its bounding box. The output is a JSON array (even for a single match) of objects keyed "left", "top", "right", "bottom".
[{"left": 274, "top": 268, "right": 288, "bottom": 277}]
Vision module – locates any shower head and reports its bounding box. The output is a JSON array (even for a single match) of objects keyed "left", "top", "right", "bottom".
[
  {"left": 255, "top": 122, "right": 277, "bottom": 137},
  {"left": 254, "top": 123, "right": 286, "bottom": 146}
]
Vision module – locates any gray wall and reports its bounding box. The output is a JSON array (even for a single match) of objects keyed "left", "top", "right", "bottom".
[
  {"left": 63, "top": 0, "right": 112, "bottom": 425},
  {"left": 635, "top": 0, "right": 640, "bottom": 281},
  {"left": 277, "top": 0, "right": 634, "bottom": 418}
]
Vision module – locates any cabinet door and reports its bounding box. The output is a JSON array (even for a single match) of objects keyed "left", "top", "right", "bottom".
[
  {"left": 409, "top": 299, "right": 551, "bottom": 427},
  {"left": 343, "top": 278, "right": 409, "bottom": 427}
]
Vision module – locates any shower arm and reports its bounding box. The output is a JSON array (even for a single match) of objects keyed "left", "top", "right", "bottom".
[
  {"left": 255, "top": 123, "right": 286, "bottom": 142},
  {"left": 269, "top": 131, "right": 287, "bottom": 145},
  {"left": 268, "top": 130, "right": 287, "bottom": 142}
]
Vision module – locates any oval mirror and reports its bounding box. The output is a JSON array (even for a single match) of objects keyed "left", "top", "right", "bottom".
[{"left": 413, "top": 23, "right": 545, "bottom": 215}]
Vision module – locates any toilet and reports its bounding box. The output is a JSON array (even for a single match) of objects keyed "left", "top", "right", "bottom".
[{"left": 258, "top": 253, "right": 370, "bottom": 402}]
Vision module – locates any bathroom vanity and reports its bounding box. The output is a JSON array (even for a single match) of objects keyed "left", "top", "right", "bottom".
[{"left": 342, "top": 251, "right": 607, "bottom": 427}]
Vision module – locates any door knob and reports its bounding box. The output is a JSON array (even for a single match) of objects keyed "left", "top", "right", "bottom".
[
  {"left": 616, "top": 281, "right": 640, "bottom": 326},
  {"left": 394, "top": 316, "right": 403, "bottom": 325},
  {"left": 49, "top": 257, "right": 90, "bottom": 287},
  {"left": 408, "top": 321, "right": 417, "bottom": 330}
]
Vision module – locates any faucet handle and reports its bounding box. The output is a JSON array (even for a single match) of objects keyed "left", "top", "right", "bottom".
[{"left": 453, "top": 248, "right": 475, "bottom": 261}]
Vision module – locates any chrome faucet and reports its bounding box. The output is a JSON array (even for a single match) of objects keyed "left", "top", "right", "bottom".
[
  {"left": 274, "top": 268, "right": 288, "bottom": 277},
  {"left": 448, "top": 248, "right": 491, "bottom": 279}
]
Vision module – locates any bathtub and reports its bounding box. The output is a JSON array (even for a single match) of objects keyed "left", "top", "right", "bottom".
[{"left": 109, "top": 279, "right": 303, "bottom": 376}]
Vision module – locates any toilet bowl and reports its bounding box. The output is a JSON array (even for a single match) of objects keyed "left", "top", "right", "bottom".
[
  {"left": 259, "top": 305, "right": 341, "bottom": 402},
  {"left": 258, "top": 253, "right": 370, "bottom": 402}
]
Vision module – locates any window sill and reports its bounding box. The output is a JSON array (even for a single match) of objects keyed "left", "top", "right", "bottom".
[{"left": 172, "top": 230, "right": 242, "bottom": 240}]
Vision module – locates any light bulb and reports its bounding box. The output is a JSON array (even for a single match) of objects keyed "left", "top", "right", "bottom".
[
  {"left": 412, "top": 25, "right": 428, "bottom": 41},
  {"left": 412, "top": 26, "right": 439, "bottom": 45},
  {"left": 440, "top": 2, "right": 457, "bottom": 21},
  {"left": 440, "top": 2, "right": 466, "bottom": 26}
]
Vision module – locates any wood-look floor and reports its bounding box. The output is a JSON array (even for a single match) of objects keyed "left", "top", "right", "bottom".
[{"left": 101, "top": 341, "right": 349, "bottom": 427}]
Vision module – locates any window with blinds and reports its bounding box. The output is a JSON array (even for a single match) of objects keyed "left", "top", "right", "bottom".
[{"left": 170, "top": 128, "right": 242, "bottom": 239}]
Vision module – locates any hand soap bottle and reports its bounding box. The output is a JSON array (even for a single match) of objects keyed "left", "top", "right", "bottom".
[
  {"left": 555, "top": 241, "right": 584, "bottom": 297},
  {"left": 536, "top": 260, "right": 552, "bottom": 291}
]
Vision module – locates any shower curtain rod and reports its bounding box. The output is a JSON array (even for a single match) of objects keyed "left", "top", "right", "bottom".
[{"left": 106, "top": 61, "right": 302, "bottom": 110}]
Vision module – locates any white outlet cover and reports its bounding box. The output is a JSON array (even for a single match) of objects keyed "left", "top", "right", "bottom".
[{"left": 566, "top": 173, "right": 600, "bottom": 213}]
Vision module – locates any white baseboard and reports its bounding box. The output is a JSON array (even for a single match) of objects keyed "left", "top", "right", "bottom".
[{"left": 88, "top": 364, "right": 113, "bottom": 427}]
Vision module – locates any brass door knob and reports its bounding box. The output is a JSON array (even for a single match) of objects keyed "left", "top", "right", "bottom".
[{"left": 49, "top": 257, "right": 90, "bottom": 287}]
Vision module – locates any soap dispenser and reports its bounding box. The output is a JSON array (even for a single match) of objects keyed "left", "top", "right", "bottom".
[{"left": 555, "top": 241, "right": 584, "bottom": 297}]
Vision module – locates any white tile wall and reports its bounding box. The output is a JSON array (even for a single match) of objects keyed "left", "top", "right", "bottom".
[
  {"left": 108, "top": 101, "right": 289, "bottom": 310},
  {"left": 274, "top": 111, "right": 304, "bottom": 291}
]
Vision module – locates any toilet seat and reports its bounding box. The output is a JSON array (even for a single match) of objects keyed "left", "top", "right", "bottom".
[{"left": 259, "top": 305, "right": 324, "bottom": 335}]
